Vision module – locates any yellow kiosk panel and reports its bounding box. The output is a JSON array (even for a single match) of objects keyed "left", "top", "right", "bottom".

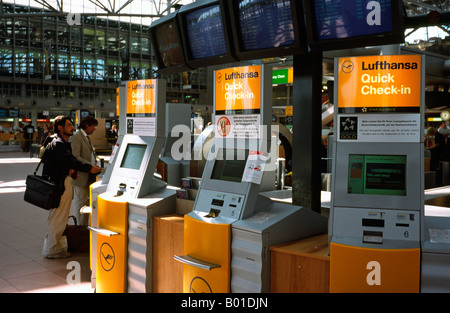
[
  {"left": 96, "top": 194, "right": 128, "bottom": 293},
  {"left": 330, "top": 242, "right": 420, "bottom": 293},
  {"left": 183, "top": 215, "right": 231, "bottom": 293}
]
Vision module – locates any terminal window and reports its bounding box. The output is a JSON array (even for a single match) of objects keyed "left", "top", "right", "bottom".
[
  {"left": 348, "top": 154, "right": 406, "bottom": 196},
  {"left": 120, "top": 144, "right": 147, "bottom": 170}
]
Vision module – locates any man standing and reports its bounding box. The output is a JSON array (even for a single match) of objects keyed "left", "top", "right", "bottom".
[
  {"left": 70, "top": 115, "right": 99, "bottom": 226},
  {"left": 42, "top": 115, "right": 101, "bottom": 259},
  {"left": 23, "top": 121, "right": 35, "bottom": 152}
]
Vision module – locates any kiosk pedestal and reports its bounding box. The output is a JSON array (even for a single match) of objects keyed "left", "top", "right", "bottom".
[
  {"left": 181, "top": 215, "right": 231, "bottom": 293},
  {"left": 330, "top": 243, "right": 420, "bottom": 293},
  {"left": 94, "top": 193, "right": 128, "bottom": 293}
]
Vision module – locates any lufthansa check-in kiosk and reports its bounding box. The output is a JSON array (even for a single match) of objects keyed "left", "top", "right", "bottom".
[
  {"left": 174, "top": 65, "right": 327, "bottom": 293},
  {"left": 329, "top": 55, "right": 425, "bottom": 293},
  {"left": 89, "top": 79, "right": 176, "bottom": 293}
]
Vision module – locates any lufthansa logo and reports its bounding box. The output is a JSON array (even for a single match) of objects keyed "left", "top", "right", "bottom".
[
  {"left": 216, "top": 72, "right": 222, "bottom": 84},
  {"left": 190, "top": 276, "right": 212, "bottom": 293},
  {"left": 100, "top": 242, "right": 115, "bottom": 272},
  {"left": 341, "top": 60, "right": 354, "bottom": 74}
]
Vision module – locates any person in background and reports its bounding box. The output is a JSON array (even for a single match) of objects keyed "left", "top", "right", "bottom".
[
  {"left": 42, "top": 115, "right": 101, "bottom": 259},
  {"left": 108, "top": 124, "right": 118, "bottom": 145},
  {"left": 427, "top": 126, "right": 446, "bottom": 171},
  {"left": 23, "top": 122, "right": 35, "bottom": 152},
  {"left": 40, "top": 124, "right": 52, "bottom": 146},
  {"left": 70, "top": 115, "right": 99, "bottom": 226}
]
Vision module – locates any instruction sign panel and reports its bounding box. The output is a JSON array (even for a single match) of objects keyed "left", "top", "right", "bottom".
[
  {"left": 126, "top": 79, "right": 157, "bottom": 136},
  {"left": 214, "top": 65, "right": 262, "bottom": 139},
  {"left": 214, "top": 114, "right": 261, "bottom": 139},
  {"left": 338, "top": 55, "right": 421, "bottom": 113},
  {"left": 338, "top": 114, "right": 421, "bottom": 142},
  {"left": 242, "top": 151, "right": 268, "bottom": 184}
]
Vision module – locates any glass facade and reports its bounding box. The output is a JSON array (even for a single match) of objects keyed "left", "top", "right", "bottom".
[{"left": 0, "top": 2, "right": 208, "bottom": 117}]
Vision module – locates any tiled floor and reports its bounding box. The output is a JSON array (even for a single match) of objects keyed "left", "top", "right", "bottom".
[{"left": 0, "top": 151, "right": 93, "bottom": 293}]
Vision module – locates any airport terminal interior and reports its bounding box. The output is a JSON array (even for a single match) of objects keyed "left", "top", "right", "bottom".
[{"left": 0, "top": 0, "right": 450, "bottom": 294}]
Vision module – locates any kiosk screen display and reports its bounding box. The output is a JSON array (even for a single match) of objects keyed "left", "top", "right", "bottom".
[
  {"left": 120, "top": 144, "right": 146, "bottom": 170},
  {"left": 348, "top": 154, "right": 406, "bottom": 196},
  {"left": 185, "top": 4, "right": 227, "bottom": 59},
  {"left": 211, "top": 149, "right": 249, "bottom": 182},
  {"left": 237, "top": 0, "right": 295, "bottom": 51}
]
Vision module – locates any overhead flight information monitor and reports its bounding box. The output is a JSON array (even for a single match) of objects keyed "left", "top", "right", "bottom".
[
  {"left": 185, "top": 4, "right": 227, "bottom": 59},
  {"left": 149, "top": 11, "right": 191, "bottom": 74},
  {"left": 227, "top": 0, "right": 307, "bottom": 60},
  {"left": 238, "top": 0, "right": 294, "bottom": 50},
  {"left": 304, "top": 0, "right": 405, "bottom": 51},
  {"left": 178, "top": 0, "right": 237, "bottom": 68}
]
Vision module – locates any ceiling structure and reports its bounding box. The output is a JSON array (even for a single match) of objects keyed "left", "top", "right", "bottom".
[{"left": 0, "top": 0, "right": 449, "bottom": 26}]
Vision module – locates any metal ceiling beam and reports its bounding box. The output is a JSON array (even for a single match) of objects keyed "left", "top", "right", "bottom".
[
  {"left": 0, "top": 0, "right": 449, "bottom": 26},
  {"left": 0, "top": 0, "right": 180, "bottom": 18}
]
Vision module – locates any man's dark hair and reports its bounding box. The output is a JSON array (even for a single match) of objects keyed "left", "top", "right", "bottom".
[
  {"left": 79, "top": 115, "right": 98, "bottom": 130},
  {"left": 53, "top": 115, "right": 72, "bottom": 135}
]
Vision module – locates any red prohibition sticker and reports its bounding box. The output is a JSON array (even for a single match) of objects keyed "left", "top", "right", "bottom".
[{"left": 217, "top": 116, "right": 231, "bottom": 137}]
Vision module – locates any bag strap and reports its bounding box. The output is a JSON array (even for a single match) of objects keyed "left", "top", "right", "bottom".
[{"left": 34, "top": 136, "right": 55, "bottom": 175}]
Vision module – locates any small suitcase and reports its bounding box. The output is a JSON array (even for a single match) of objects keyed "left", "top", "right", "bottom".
[{"left": 63, "top": 216, "right": 90, "bottom": 253}]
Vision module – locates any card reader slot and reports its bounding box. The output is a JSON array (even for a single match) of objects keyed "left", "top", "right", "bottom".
[
  {"left": 211, "top": 199, "right": 224, "bottom": 206},
  {"left": 362, "top": 218, "right": 385, "bottom": 227}
]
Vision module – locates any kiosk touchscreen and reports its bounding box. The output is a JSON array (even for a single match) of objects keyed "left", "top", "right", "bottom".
[
  {"left": 175, "top": 65, "right": 327, "bottom": 293},
  {"left": 88, "top": 79, "right": 177, "bottom": 293},
  {"left": 329, "top": 55, "right": 424, "bottom": 293}
]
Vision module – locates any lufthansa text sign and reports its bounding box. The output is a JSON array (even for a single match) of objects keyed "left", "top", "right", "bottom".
[
  {"left": 338, "top": 55, "right": 421, "bottom": 113},
  {"left": 126, "top": 79, "right": 156, "bottom": 116},
  {"left": 215, "top": 65, "right": 261, "bottom": 114}
]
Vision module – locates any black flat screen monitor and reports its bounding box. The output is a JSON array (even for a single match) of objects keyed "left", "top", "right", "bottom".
[
  {"left": 120, "top": 143, "right": 147, "bottom": 170},
  {"left": 8, "top": 109, "right": 19, "bottom": 118},
  {"left": 211, "top": 149, "right": 249, "bottom": 182},
  {"left": 227, "top": 0, "right": 307, "bottom": 60},
  {"left": 178, "top": 0, "right": 237, "bottom": 68},
  {"left": 348, "top": 154, "right": 406, "bottom": 196},
  {"left": 150, "top": 11, "right": 191, "bottom": 74},
  {"left": 0, "top": 109, "right": 7, "bottom": 118},
  {"left": 304, "top": 0, "right": 405, "bottom": 51}
]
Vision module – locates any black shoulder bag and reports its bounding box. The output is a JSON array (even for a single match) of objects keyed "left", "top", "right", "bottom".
[{"left": 24, "top": 144, "right": 62, "bottom": 210}]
